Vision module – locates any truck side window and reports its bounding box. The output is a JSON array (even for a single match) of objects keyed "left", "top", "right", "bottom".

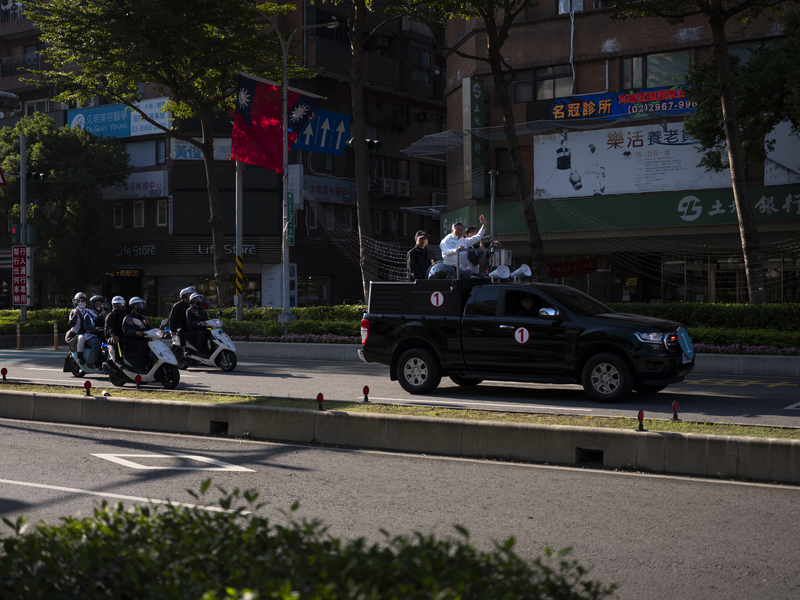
[{"left": 464, "top": 287, "right": 499, "bottom": 317}]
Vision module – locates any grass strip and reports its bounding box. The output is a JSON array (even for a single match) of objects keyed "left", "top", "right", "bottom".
[{"left": 2, "top": 382, "right": 798, "bottom": 441}]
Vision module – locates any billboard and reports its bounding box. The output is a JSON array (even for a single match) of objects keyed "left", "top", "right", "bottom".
[
  {"left": 68, "top": 97, "right": 171, "bottom": 138},
  {"left": 533, "top": 121, "right": 730, "bottom": 199}
]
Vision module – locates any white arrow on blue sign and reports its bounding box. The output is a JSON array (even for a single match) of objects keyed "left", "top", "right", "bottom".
[{"left": 292, "top": 109, "right": 351, "bottom": 156}]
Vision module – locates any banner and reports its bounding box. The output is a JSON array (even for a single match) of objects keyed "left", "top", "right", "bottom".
[{"left": 533, "top": 122, "right": 730, "bottom": 199}]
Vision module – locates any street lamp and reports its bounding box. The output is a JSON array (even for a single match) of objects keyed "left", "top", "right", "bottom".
[{"left": 254, "top": 8, "right": 339, "bottom": 321}]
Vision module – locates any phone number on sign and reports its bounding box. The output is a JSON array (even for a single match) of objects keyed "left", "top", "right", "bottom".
[{"left": 627, "top": 100, "right": 697, "bottom": 113}]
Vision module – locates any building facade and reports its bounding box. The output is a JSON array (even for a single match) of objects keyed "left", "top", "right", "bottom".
[
  {"left": 443, "top": 4, "right": 800, "bottom": 303},
  {"left": 0, "top": 1, "right": 447, "bottom": 311}
]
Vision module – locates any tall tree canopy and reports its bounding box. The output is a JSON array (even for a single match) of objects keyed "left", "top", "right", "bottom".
[
  {"left": 25, "top": 0, "right": 306, "bottom": 305},
  {"left": 0, "top": 113, "right": 130, "bottom": 293},
  {"left": 610, "top": 0, "right": 791, "bottom": 304}
]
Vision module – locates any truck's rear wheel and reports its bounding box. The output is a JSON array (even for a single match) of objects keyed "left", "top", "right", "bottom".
[
  {"left": 581, "top": 353, "right": 633, "bottom": 403},
  {"left": 397, "top": 348, "right": 441, "bottom": 394}
]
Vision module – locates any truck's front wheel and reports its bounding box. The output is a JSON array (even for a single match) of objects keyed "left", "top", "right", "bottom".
[
  {"left": 581, "top": 353, "right": 633, "bottom": 403},
  {"left": 397, "top": 348, "right": 442, "bottom": 394}
]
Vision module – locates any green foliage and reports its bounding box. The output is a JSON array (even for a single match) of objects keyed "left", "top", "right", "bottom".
[
  {"left": 607, "top": 302, "right": 800, "bottom": 330},
  {"left": 687, "top": 326, "right": 800, "bottom": 348},
  {"left": 286, "top": 318, "right": 359, "bottom": 336},
  {"left": 0, "top": 113, "right": 130, "bottom": 292},
  {"left": 0, "top": 484, "right": 615, "bottom": 600}
]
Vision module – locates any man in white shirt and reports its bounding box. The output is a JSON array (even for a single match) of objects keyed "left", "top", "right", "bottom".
[{"left": 440, "top": 214, "right": 487, "bottom": 273}]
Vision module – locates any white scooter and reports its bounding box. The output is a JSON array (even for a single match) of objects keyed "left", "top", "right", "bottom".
[
  {"left": 162, "top": 317, "right": 237, "bottom": 372},
  {"left": 102, "top": 323, "right": 181, "bottom": 389},
  {"left": 63, "top": 341, "right": 110, "bottom": 378}
]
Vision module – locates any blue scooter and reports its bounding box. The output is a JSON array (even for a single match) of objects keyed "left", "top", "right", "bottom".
[{"left": 63, "top": 341, "right": 110, "bottom": 378}]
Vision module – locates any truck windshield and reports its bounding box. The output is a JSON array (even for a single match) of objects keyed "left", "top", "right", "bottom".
[{"left": 544, "top": 287, "right": 614, "bottom": 316}]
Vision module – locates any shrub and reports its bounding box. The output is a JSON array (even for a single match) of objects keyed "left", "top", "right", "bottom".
[{"left": 0, "top": 483, "right": 615, "bottom": 600}]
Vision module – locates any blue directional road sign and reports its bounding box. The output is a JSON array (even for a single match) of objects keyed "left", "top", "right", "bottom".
[{"left": 292, "top": 109, "right": 351, "bottom": 156}]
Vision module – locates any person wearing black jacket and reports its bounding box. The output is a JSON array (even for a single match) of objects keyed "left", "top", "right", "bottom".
[
  {"left": 169, "top": 286, "right": 195, "bottom": 356},
  {"left": 104, "top": 296, "right": 127, "bottom": 364},
  {"left": 406, "top": 230, "right": 436, "bottom": 281},
  {"left": 186, "top": 293, "right": 212, "bottom": 357},
  {"left": 122, "top": 296, "right": 151, "bottom": 373}
]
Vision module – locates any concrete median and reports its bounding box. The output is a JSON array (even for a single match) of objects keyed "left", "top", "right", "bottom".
[{"left": 1, "top": 390, "right": 798, "bottom": 484}]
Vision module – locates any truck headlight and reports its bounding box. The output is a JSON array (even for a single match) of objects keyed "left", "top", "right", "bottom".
[{"left": 634, "top": 332, "right": 666, "bottom": 344}]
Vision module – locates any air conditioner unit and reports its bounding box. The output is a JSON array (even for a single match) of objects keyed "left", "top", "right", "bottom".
[
  {"left": 431, "top": 192, "right": 447, "bottom": 204},
  {"left": 381, "top": 178, "right": 395, "bottom": 195},
  {"left": 395, "top": 179, "right": 410, "bottom": 197}
]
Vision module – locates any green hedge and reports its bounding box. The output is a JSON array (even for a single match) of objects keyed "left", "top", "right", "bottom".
[
  {"left": 688, "top": 327, "right": 800, "bottom": 350},
  {"left": 607, "top": 302, "right": 800, "bottom": 331},
  {"left": 0, "top": 484, "right": 614, "bottom": 600}
]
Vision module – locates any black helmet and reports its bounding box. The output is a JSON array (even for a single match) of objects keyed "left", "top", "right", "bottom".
[
  {"left": 427, "top": 262, "right": 456, "bottom": 280},
  {"left": 89, "top": 295, "right": 103, "bottom": 306}
]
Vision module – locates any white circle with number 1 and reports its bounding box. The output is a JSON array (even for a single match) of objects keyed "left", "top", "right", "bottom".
[
  {"left": 515, "top": 327, "right": 529, "bottom": 344},
  {"left": 430, "top": 291, "right": 444, "bottom": 307}
]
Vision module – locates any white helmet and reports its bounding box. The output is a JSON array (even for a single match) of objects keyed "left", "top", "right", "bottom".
[
  {"left": 111, "top": 296, "right": 126, "bottom": 310},
  {"left": 129, "top": 296, "right": 146, "bottom": 311},
  {"left": 180, "top": 286, "right": 196, "bottom": 300},
  {"left": 190, "top": 292, "right": 204, "bottom": 306},
  {"left": 73, "top": 292, "right": 87, "bottom": 307}
]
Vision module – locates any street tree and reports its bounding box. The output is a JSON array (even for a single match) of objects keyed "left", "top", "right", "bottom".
[
  {"left": 684, "top": 10, "right": 800, "bottom": 171},
  {"left": 0, "top": 113, "right": 130, "bottom": 293},
  {"left": 24, "top": 0, "right": 304, "bottom": 306},
  {"left": 609, "top": 0, "right": 792, "bottom": 304},
  {"left": 412, "top": 0, "right": 550, "bottom": 280}
]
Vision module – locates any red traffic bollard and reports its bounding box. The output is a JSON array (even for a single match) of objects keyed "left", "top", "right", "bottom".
[
  {"left": 84, "top": 380, "right": 92, "bottom": 396},
  {"left": 363, "top": 385, "right": 370, "bottom": 403},
  {"left": 637, "top": 410, "right": 646, "bottom": 432},
  {"left": 672, "top": 400, "right": 680, "bottom": 421},
  {"left": 1, "top": 367, "right": 6, "bottom": 382},
  {"left": 317, "top": 393, "right": 324, "bottom": 411},
  {"left": 135, "top": 374, "right": 142, "bottom": 388}
]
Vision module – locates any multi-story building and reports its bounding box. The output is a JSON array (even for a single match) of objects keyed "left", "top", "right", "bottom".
[
  {"left": 442, "top": 4, "right": 800, "bottom": 303},
  {"left": 0, "top": 1, "right": 447, "bottom": 311}
]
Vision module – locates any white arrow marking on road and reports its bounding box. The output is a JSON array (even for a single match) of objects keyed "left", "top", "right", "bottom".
[
  {"left": 335, "top": 121, "right": 346, "bottom": 149},
  {"left": 319, "top": 118, "right": 331, "bottom": 147},
  {"left": 785, "top": 402, "right": 800, "bottom": 410},
  {"left": 301, "top": 121, "right": 314, "bottom": 145},
  {"left": 93, "top": 454, "right": 255, "bottom": 471}
]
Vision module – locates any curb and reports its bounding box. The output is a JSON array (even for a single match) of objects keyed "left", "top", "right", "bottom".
[{"left": 1, "top": 390, "right": 797, "bottom": 484}]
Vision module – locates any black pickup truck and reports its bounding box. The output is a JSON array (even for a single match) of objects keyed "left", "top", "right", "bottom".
[{"left": 358, "top": 278, "right": 695, "bottom": 402}]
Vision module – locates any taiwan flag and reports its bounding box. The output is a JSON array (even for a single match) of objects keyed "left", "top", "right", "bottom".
[{"left": 231, "top": 72, "right": 323, "bottom": 174}]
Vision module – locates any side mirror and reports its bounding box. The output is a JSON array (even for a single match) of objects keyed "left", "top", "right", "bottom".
[
  {"left": 539, "top": 307, "right": 561, "bottom": 320},
  {"left": 160, "top": 318, "right": 168, "bottom": 328}
]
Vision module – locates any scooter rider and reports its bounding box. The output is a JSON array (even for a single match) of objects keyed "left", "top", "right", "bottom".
[
  {"left": 104, "top": 296, "right": 126, "bottom": 364},
  {"left": 186, "top": 292, "right": 212, "bottom": 357},
  {"left": 169, "top": 286, "right": 195, "bottom": 356},
  {"left": 66, "top": 292, "right": 88, "bottom": 362},
  {"left": 122, "top": 296, "right": 151, "bottom": 373},
  {"left": 82, "top": 295, "right": 105, "bottom": 370}
]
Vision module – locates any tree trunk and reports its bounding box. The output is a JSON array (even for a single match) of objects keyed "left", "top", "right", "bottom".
[
  {"left": 709, "top": 15, "right": 767, "bottom": 304},
  {"left": 200, "top": 112, "right": 231, "bottom": 306},
  {"left": 488, "top": 57, "right": 549, "bottom": 281},
  {"left": 349, "top": 0, "right": 375, "bottom": 302}
]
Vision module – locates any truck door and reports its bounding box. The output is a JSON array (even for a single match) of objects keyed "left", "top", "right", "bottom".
[
  {"left": 492, "top": 289, "right": 569, "bottom": 375},
  {"left": 461, "top": 285, "right": 499, "bottom": 368}
]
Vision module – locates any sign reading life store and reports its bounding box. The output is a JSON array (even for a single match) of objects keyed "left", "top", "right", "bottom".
[{"left": 116, "top": 244, "right": 257, "bottom": 258}]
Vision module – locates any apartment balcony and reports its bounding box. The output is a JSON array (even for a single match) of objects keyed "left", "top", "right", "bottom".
[
  {"left": 310, "top": 36, "right": 400, "bottom": 90},
  {"left": 0, "top": 53, "right": 42, "bottom": 92},
  {"left": 0, "top": 5, "right": 35, "bottom": 36}
]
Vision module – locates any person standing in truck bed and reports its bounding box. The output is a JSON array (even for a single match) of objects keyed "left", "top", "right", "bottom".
[
  {"left": 440, "top": 214, "right": 486, "bottom": 275},
  {"left": 407, "top": 230, "right": 436, "bottom": 281}
]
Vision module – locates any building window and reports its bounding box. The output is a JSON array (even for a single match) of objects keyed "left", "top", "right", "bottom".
[
  {"left": 404, "top": 40, "right": 431, "bottom": 84},
  {"left": 388, "top": 212, "right": 398, "bottom": 233},
  {"left": 419, "top": 162, "right": 442, "bottom": 187},
  {"left": 557, "top": 0, "right": 583, "bottom": 14},
  {"left": 326, "top": 206, "right": 334, "bottom": 230},
  {"left": 318, "top": 153, "right": 334, "bottom": 173},
  {"left": 156, "top": 139, "right": 166, "bottom": 165},
  {"left": 344, "top": 207, "right": 353, "bottom": 230},
  {"left": 374, "top": 210, "right": 382, "bottom": 234},
  {"left": 621, "top": 50, "right": 690, "bottom": 89},
  {"left": 114, "top": 203, "right": 123, "bottom": 228},
  {"left": 510, "top": 66, "right": 573, "bottom": 103},
  {"left": 311, "top": 8, "right": 347, "bottom": 44},
  {"left": 308, "top": 206, "right": 318, "bottom": 229},
  {"left": 24, "top": 99, "right": 48, "bottom": 115},
  {"left": 133, "top": 201, "right": 144, "bottom": 228},
  {"left": 728, "top": 39, "right": 778, "bottom": 64},
  {"left": 403, "top": 212, "right": 410, "bottom": 235},
  {"left": 156, "top": 200, "right": 167, "bottom": 227}
]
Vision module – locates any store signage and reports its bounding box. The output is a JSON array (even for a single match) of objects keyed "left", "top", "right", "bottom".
[
  {"left": 172, "top": 138, "right": 232, "bottom": 161},
  {"left": 117, "top": 244, "right": 156, "bottom": 257},
  {"left": 197, "top": 244, "right": 256, "bottom": 255},
  {"left": 12, "top": 245, "right": 26, "bottom": 305},
  {"left": 102, "top": 170, "right": 168, "bottom": 200},
  {"left": 68, "top": 97, "right": 172, "bottom": 138}
]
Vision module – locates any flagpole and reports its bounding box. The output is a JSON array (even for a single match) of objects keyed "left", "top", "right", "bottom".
[{"left": 248, "top": 4, "right": 338, "bottom": 323}]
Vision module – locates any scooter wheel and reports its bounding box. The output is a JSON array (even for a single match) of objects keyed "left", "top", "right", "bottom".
[
  {"left": 215, "top": 350, "right": 237, "bottom": 372},
  {"left": 156, "top": 364, "right": 181, "bottom": 389},
  {"left": 70, "top": 360, "right": 85, "bottom": 378}
]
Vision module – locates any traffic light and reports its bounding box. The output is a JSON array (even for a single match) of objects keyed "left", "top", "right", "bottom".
[
  {"left": 9, "top": 224, "right": 34, "bottom": 245},
  {"left": 26, "top": 172, "right": 46, "bottom": 182},
  {"left": 347, "top": 138, "right": 382, "bottom": 152},
  {"left": 10, "top": 224, "right": 19, "bottom": 245}
]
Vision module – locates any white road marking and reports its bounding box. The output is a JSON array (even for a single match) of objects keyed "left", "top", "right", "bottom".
[
  {"left": 785, "top": 402, "right": 800, "bottom": 410},
  {"left": 360, "top": 397, "right": 594, "bottom": 411},
  {"left": 93, "top": 453, "right": 255, "bottom": 471},
  {"left": 0, "top": 478, "right": 248, "bottom": 513}
]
